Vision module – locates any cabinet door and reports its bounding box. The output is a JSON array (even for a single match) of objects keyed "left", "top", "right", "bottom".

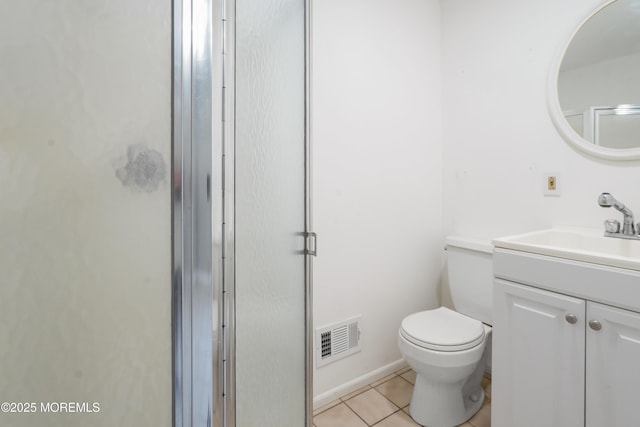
[
  {"left": 493, "top": 280, "right": 585, "bottom": 427},
  {"left": 586, "top": 302, "right": 640, "bottom": 427}
]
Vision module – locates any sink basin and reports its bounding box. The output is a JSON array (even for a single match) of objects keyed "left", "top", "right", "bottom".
[{"left": 493, "top": 227, "right": 640, "bottom": 271}]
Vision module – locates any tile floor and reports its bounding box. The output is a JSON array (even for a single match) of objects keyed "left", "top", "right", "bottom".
[{"left": 313, "top": 367, "right": 491, "bottom": 427}]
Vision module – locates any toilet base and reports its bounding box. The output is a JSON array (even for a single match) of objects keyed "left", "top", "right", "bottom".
[{"left": 409, "top": 374, "right": 485, "bottom": 427}]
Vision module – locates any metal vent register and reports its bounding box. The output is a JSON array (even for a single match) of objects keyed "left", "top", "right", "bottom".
[{"left": 316, "top": 316, "right": 361, "bottom": 367}]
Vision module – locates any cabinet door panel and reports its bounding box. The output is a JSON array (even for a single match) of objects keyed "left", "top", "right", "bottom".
[
  {"left": 493, "top": 280, "right": 585, "bottom": 427},
  {"left": 587, "top": 302, "right": 640, "bottom": 427}
]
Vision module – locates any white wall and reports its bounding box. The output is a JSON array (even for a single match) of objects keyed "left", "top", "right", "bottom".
[
  {"left": 311, "top": 0, "right": 443, "bottom": 403},
  {"left": 442, "top": 0, "right": 640, "bottom": 242}
]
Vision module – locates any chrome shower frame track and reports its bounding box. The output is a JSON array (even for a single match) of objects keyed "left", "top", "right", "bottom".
[{"left": 172, "top": 0, "right": 221, "bottom": 426}]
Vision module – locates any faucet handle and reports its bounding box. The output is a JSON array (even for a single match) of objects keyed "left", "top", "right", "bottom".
[{"left": 604, "top": 219, "right": 620, "bottom": 233}]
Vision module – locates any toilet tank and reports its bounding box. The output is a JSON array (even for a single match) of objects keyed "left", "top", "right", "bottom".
[{"left": 446, "top": 236, "right": 493, "bottom": 325}]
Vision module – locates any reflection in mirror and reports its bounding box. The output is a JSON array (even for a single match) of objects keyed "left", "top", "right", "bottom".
[{"left": 557, "top": 0, "right": 640, "bottom": 150}]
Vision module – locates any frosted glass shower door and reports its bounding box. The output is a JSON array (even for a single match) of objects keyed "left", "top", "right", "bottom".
[
  {"left": 235, "top": 0, "right": 308, "bottom": 425},
  {"left": 0, "top": 2, "right": 172, "bottom": 427}
]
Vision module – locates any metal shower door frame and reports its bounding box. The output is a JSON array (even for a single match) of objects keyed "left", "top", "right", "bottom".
[
  {"left": 172, "top": 0, "right": 222, "bottom": 426},
  {"left": 172, "top": 0, "right": 313, "bottom": 425}
]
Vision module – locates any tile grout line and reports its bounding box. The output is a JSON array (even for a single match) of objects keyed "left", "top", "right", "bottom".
[
  {"left": 343, "top": 373, "right": 402, "bottom": 426},
  {"left": 343, "top": 386, "right": 401, "bottom": 426},
  {"left": 369, "top": 407, "right": 405, "bottom": 427},
  {"left": 339, "top": 385, "right": 373, "bottom": 403},
  {"left": 342, "top": 400, "right": 374, "bottom": 427}
]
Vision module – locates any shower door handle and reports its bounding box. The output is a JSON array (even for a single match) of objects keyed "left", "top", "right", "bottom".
[{"left": 305, "top": 232, "right": 317, "bottom": 256}]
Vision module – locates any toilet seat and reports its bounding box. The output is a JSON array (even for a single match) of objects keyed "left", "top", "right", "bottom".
[{"left": 400, "top": 307, "right": 485, "bottom": 352}]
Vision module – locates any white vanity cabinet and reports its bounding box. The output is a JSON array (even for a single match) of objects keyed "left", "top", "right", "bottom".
[
  {"left": 585, "top": 302, "right": 640, "bottom": 427},
  {"left": 492, "top": 248, "right": 640, "bottom": 427},
  {"left": 493, "top": 279, "right": 585, "bottom": 427}
]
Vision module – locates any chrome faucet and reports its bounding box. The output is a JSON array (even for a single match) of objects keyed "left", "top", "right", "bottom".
[{"left": 598, "top": 192, "right": 640, "bottom": 239}]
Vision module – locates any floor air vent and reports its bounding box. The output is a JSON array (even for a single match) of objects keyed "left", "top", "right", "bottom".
[{"left": 316, "top": 316, "right": 361, "bottom": 367}]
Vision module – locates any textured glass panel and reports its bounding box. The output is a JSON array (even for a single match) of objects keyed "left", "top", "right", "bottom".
[
  {"left": 235, "top": 0, "right": 306, "bottom": 425},
  {"left": 0, "top": 2, "right": 171, "bottom": 426}
]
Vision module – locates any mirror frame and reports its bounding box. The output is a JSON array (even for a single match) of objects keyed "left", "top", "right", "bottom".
[{"left": 547, "top": 0, "right": 640, "bottom": 161}]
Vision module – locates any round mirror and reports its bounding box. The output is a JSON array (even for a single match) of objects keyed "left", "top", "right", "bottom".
[{"left": 548, "top": 0, "right": 640, "bottom": 160}]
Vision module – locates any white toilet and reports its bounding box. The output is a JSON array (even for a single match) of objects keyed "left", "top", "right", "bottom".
[{"left": 398, "top": 236, "right": 493, "bottom": 427}]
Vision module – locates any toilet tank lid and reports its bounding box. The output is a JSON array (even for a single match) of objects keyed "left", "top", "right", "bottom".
[{"left": 446, "top": 235, "right": 493, "bottom": 254}]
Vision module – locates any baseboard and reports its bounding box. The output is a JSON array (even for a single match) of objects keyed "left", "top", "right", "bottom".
[{"left": 313, "top": 359, "right": 408, "bottom": 409}]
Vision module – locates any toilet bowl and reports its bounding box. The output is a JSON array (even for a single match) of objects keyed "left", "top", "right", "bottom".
[{"left": 398, "top": 236, "right": 493, "bottom": 427}]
